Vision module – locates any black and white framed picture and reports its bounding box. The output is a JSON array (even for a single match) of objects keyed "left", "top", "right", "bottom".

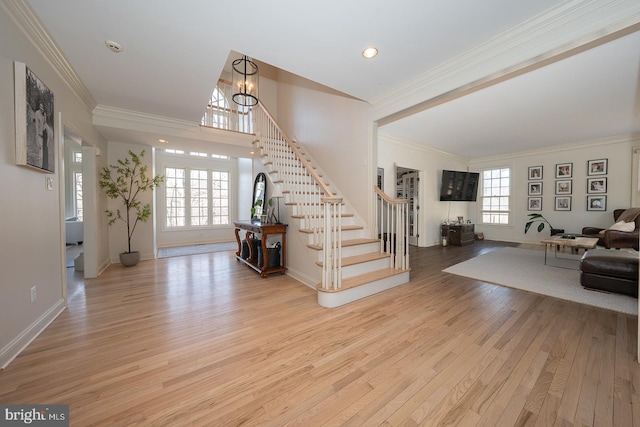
[
  {"left": 587, "top": 177, "right": 607, "bottom": 194},
  {"left": 528, "top": 166, "right": 542, "bottom": 180},
  {"left": 14, "top": 61, "right": 55, "bottom": 173},
  {"left": 527, "top": 197, "right": 542, "bottom": 211},
  {"left": 587, "top": 159, "right": 607, "bottom": 176},
  {"left": 555, "top": 196, "right": 571, "bottom": 211},
  {"left": 555, "top": 180, "right": 572, "bottom": 195},
  {"left": 377, "top": 167, "right": 384, "bottom": 190},
  {"left": 555, "top": 162, "right": 572, "bottom": 178},
  {"left": 587, "top": 195, "right": 607, "bottom": 211},
  {"left": 528, "top": 182, "right": 542, "bottom": 196}
]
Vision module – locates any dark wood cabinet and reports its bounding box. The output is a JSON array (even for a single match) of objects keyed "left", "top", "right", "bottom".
[
  {"left": 441, "top": 223, "right": 475, "bottom": 246},
  {"left": 234, "top": 221, "right": 287, "bottom": 277}
]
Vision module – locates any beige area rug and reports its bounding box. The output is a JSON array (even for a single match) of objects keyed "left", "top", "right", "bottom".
[
  {"left": 157, "top": 242, "right": 238, "bottom": 258},
  {"left": 443, "top": 247, "right": 637, "bottom": 315}
]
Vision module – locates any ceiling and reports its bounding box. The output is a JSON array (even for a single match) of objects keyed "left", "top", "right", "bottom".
[{"left": 23, "top": 0, "right": 640, "bottom": 159}]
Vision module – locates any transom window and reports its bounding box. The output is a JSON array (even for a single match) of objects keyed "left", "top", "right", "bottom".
[{"left": 481, "top": 167, "right": 510, "bottom": 225}]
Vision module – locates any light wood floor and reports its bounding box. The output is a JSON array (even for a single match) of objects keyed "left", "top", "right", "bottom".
[{"left": 1, "top": 241, "right": 639, "bottom": 426}]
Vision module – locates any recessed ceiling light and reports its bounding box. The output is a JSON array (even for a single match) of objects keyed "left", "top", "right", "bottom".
[
  {"left": 105, "top": 40, "right": 124, "bottom": 53},
  {"left": 158, "top": 139, "right": 168, "bottom": 143},
  {"left": 362, "top": 47, "right": 378, "bottom": 59}
]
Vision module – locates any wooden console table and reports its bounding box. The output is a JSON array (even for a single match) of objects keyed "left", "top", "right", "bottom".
[{"left": 233, "top": 221, "right": 287, "bottom": 277}]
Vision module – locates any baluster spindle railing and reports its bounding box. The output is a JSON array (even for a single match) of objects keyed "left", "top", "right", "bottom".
[
  {"left": 374, "top": 186, "right": 410, "bottom": 270},
  {"left": 253, "top": 102, "right": 344, "bottom": 290}
]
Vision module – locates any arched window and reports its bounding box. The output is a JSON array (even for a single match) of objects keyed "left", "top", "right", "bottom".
[{"left": 202, "top": 86, "right": 229, "bottom": 128}]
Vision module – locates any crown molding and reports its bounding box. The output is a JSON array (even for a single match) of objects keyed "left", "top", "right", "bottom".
[
  {"left": 373, "top": 0, "right": 640, "bottom": 124},
  {"left": 469, "top": 133, "right": 640, "bottom": 164},
  {"left": 2, "top": 0, "right": 96, "bottom": 111}
]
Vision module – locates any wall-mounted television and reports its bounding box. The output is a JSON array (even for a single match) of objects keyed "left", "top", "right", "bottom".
[{"left": 439, "top": 170, "right": 479, "bottom": 201}]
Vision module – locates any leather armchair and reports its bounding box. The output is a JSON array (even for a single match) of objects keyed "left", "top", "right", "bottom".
[{"left": 582, "top": 208, "right": 640, "bottom": 250}]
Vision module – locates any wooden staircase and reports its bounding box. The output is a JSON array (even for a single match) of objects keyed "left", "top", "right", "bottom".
[{"left": 253, "top": 103, "right": 410, "bottom": 308}]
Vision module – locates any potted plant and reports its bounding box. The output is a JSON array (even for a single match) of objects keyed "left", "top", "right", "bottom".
[
  {"left": 524, "top": 213, "right": 564, "bottom": 235},
  {"left": 99, "top": 150, "right": 165, "bottom": 266}
]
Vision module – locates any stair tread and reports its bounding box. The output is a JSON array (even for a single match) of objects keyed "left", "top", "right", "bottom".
[
  {"left": 316, "top": 268, "right": 410, "bottom": 293},
  {"left": 299, "top": 225, "right": 363, "bottom": 233},
  {"left": 315, "top": 251, "right": 390, "bottom": 267},
  {"left": 307, "top": 238, "right": 378, "bottom": 250}
]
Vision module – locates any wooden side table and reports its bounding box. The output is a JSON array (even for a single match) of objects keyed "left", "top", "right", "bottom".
[{"left": 234, "top": 221, "right": 287, "bottom": 277}]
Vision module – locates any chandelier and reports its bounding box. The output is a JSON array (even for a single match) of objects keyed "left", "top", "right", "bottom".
[{"left": 232, "top": 55, "right": 259, "bottom": 106}]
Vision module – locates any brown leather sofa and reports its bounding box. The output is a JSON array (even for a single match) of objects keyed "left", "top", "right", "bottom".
[
  {"left": 581, "top": 208, "right": 640, "bottom": 250},
  {"left": 580, "top": 249, "right": 638, "bottom": 297}
]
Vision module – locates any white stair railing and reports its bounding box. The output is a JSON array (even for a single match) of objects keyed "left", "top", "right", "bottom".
[
  {"left": 374, "top": 186, "right": 410, "bottom": 270},
  {"left": 253, "top": 102, "right": 344, "bottom": 290}
]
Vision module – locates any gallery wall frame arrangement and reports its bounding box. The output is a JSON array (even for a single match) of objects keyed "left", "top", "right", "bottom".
[{"left": 14, "top": 61, "right": 55, "bottom": 173}]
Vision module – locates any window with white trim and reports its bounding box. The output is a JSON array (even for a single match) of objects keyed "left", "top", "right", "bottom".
[
  {"left": 481, "top": 167, "right": 510, "bottom": 224},
  {"left": 74, "top": 171, "right": 83, "bottom": 221}
]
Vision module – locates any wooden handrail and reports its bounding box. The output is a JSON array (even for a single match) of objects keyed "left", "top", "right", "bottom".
[
  {"left": 374, "top": 186, "right": 407, "bottom": 204},
  {"left": 256, "top": 102, "right": 336, "bottom": 199}
]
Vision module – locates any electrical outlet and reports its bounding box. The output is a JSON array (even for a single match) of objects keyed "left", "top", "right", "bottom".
[{"left": 30, "top": 286, "right": 37, "bottom": 303}]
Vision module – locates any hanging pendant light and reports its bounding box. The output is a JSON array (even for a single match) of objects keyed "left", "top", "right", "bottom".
[{"left": 232, "top": 55, "right": 259, "bottom": 106}]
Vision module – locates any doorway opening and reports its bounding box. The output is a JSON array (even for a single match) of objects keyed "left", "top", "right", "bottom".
[{"left": 396, "top": 167, "right": 419, "bottom": 246}]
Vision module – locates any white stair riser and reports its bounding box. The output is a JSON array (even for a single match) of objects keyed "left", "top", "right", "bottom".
[
  {"left": 314, "top": 242, "right": 380, "bottom": 261},
  {"left": 340, "top": 257, "right": 391, "bottom": 278}
]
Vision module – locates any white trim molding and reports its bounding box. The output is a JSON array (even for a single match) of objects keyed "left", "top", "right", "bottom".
[{"left": 373, "top": 0, "right": 640, "bottom": 124}]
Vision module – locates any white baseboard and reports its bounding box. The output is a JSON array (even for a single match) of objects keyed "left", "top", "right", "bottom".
[{"left": 0, "top": 298, "right": 66, "bottom": 369}]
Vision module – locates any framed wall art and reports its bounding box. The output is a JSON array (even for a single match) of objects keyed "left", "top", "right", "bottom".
[
  {"left": 587, "top": 159, "right": 607, "bottom": 176},
  {"left": 555, "top": 162, "right": 572, "bottom": 178},
  {"left": 555, "top": 196, "right": 571, "bottom": 211},
  {"left": 527, "top": 197, "right": 542, "bottom": 211},
  {"left": 587, "top": 177, "right": 607, "bottom": 194},
  {"left": 528, "top": 166, "right": 542, "bottom": 180},
  {"left": 528, "top": 182, "right": 542, "bottom": 196},
  {"left": 587, "top": 195, "right": 607, "bottom": 211},
  {"left": 14, "top": 61, "right": 55, "bottom": 173},
  {"left": 555, "top": 180, "right": 572, "bottom": 195}
]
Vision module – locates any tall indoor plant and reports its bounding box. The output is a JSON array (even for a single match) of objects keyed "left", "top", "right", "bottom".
[{"left": 99, "top": 150, "right": 164, "bottom": 266}]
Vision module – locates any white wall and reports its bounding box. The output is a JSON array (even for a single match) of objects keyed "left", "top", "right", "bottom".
[
  {"left": 274, "top": 82, "right": 373, "bottom": 222},
  {"left": 471, "top": 136, "right": 640, "bottom": 244},
  {"left": 0, "top": 5, "right": 108, "bottom": 367},
  {"left": 378, "top": 134, "right": 471, "bottom": 247}
]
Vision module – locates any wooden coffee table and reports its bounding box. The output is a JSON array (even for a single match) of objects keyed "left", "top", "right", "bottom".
[{"left": 540, "top": 235, "right": 599, "bottom": 269}]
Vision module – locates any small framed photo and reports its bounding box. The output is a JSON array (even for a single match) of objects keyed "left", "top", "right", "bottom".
[
  {"left": 528, "top": 197, "right": 542, "bottom": 211},
  {"left": 587, "top": 195, "right": 607, "bottom": 211},
  {"left": 555, "top": 180, "right": 572, "bottom": 195},
  {"left": 528, "top": 166, "right": 543, "bottom": 180},
  {"left": 587, "top": 177, "right": 607, "bottom": 194},
  {"left": 528, "top": 182, "right": 543, "bottom": 196},
  {"left": 555, "top": 196, "right": 571, "bottom": 211},
  {"left": 587, "top": 159, "right": 607, "bottom": 176},
  {"left": 555, "top": 162, "right": 572, "bottom": 178}
]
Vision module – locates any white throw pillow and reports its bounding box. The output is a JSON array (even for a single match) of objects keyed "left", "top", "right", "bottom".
[{"left": 608, "top": 221, "right": 636, "bottom": 232}]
